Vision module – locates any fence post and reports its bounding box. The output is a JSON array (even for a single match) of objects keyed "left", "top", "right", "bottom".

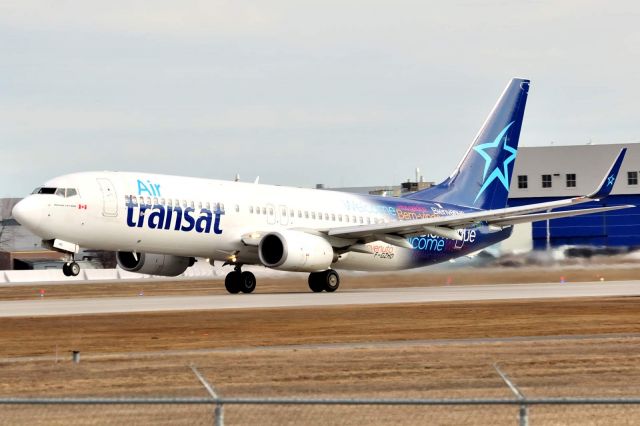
[
  {"left": 494, "top": 363, "right": 528, "bottom": 426},
  {"left": 190, "top": 364, "right": 224, "bottom": 426}
]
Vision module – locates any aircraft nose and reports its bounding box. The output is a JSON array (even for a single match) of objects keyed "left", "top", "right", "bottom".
[{"left": 12, "top": 196, "right": 44, "bottom": 234}]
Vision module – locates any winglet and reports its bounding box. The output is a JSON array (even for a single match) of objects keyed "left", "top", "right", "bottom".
[{"left": 587, "top": 148, "right": 627, "bottom": 199}]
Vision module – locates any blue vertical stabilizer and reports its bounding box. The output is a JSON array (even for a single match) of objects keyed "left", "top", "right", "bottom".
[{"left": 406, "top": 78, "right": 530, "bottom": 210}]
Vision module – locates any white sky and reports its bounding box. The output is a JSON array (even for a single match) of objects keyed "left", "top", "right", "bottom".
[{"left": 1, "top": 0, "right": 639, "bottom": 196}]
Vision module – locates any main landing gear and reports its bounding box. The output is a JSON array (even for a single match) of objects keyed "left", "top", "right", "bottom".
[
  {"left": 62, "top": 261, "right": 80, "bottom": 277},
  {"left": 224, "top": 265, "right": 256, "bottom": 294},
  {"left": 308, "top": 269, "right": 340, "bottom": 293}
]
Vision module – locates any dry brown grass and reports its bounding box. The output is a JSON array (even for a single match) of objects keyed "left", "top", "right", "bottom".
[{"left": 2, "top": 291, "right": 640, "bottom": 424}]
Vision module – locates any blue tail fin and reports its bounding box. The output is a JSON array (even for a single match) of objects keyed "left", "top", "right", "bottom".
[{"left": 406, "top": 78, "right": 530, "bottom": 210}]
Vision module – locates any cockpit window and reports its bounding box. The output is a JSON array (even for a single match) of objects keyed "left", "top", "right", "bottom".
[
  {"left": 32, "top": 187, "right": 79, "bottom": 197},
  {"left": 33, "top": 187, "right": 57, "bottom": 195}
]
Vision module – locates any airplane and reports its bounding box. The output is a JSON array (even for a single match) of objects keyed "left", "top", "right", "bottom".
[{"left": 12, "top": 78, "right": 632, "bottom": 293}]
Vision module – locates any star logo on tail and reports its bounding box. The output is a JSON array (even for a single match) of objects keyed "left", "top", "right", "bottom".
[
  {"left": 473, "top": 121, "right": 516, "bottom": 203},
  {"left": 607, "top": 175, "right": 615, "bottom": 186}
]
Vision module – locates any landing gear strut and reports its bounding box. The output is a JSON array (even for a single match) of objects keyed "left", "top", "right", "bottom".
[
  {"left": 224, "top": 265, "right": 256, "bottom": 294},
  {"left": 308, "top": 269, "right": 340, "bottom": 293}
]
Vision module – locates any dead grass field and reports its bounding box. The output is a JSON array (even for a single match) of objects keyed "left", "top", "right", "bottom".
[
  {"left": 1, "top": 297, "right": 640, "bottom": 398},
  {"left": 3, "top": 269, "right": 640, "bottom": 424}
]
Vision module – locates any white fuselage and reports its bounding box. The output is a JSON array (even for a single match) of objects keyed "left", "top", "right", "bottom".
[{"left": 18, "top": 171, "right": 429, "bottom": 271}]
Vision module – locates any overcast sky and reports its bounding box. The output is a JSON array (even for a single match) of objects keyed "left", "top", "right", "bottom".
[{"left": 1, "top": 1, "right": 639, "bottom": 196}]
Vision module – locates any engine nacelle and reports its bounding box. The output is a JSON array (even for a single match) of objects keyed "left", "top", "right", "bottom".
[
  {"left": 116, "top": 251, "right": 191, "bottom": 276},
  {"left": 258, "top": 231, "right": 334, "bottom": 272}
]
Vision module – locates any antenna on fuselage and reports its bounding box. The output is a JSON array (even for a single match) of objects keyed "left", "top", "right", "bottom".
[
  {"left": 234, "top": 173, "right": 240, "bottom": 182},
  {"left": 254, "top": 176, "right": 260, "bottom": 184}
]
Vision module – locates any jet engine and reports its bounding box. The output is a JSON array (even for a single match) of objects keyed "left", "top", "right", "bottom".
[
  {"left": 258, "top": 230, "right": 335, "bottom": 272},
  {"left": 116, "top": 251, "right": 192, "bottom": 276}
]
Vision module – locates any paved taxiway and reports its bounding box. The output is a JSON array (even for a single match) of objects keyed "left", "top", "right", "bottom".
[{"left": 0, "top": 280, "right": 639, "bottom": 317}]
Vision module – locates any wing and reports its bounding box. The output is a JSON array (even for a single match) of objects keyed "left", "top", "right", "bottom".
[{"left": 328, "top": 148, "right": 631, "bottom": 245}]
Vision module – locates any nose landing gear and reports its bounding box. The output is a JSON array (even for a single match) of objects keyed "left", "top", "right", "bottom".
[{"left": 62, "top": 261, "right": 80, "bottom": 277}]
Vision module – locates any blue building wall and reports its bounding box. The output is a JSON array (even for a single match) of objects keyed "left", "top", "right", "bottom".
[{"left": 507, "top": 195, "right": 640, "bottom": 250}]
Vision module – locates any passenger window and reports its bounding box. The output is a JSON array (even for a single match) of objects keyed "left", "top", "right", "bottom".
[
  {"left": 55, "top": 188, "right": 65, "bottom": 197},
  {"left": 153, "top": 197, "right": 158, "bottom": 205},
  {"left": 352, "top": 216, "right": 356, "bottom": 223},
  {"left": 198, "top": 201, "right": 202, "bottom": 209},
  {"left": 220, "top": 203, "right": 225, "bottom": 212},
  {"left": 298, "top": 210, "right": 302, "bottom": 218},
  {"left": 160, "top": 198, "right": 165, "bottom": 205},
  {"left": 190, "top": 201, "right": 195, "bottom": 208},
  {"left": 146, "top": 197, "right": 151, "bottom": 205},
  {"left": 182, "top": 200, "right": 187, "bottom": 207},
  {"left": 325, "top": 213, "right": 329, "bottom": 220},
  {"left": 269, "top": 207, "right": 274, "bottom": 215},
  {"left": 132, "top": 196, "right": 138, "bottom": 204},
  {"left": 66, "top": 188, "right": 78, "bottom": 197},
  {"left": 367, "top": 217, "right": 371, "bottom": 224},
  {"left": 311, "top": 212, "right": 316, "bottom": 219},
  {"left": 290, "top": 209, "right": 294, "bottom": 217},
  {"left": 167, "top": 199, "right": 172, "bottom": 207},
  {"left": 305, "top": 211, "right": 309, "bottom": 219},
  {"left": 359, "top": 216, "right": 363, "bottom": 224},
  {"left": 205, "top": 202, "right": 210, "bottom": 209},
  {"left": 235, "top": 204, "right": 239, "bottom": 212},
  {"left": 282, "top": 208, "right": 287, "bottom": 216},
  {"left": 262, "top": 207, "right": 266, "bottom": 215},
  {"left": 249, "top": 206, "right": 254, "bottom": 214},
  {"left": 338, "top": 215, "right": 343, "bottom": 222},
  {"left": 345, "top": 216, "right": 350, "bottom": 223}
]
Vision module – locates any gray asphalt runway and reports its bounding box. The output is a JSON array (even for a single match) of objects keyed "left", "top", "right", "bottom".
[{"left": 0, "top": 280, "right": 638, "bottom": 317}]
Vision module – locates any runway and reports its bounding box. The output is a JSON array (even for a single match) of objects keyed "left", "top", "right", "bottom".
[{"left": 0, "top": 280, "right": 639, "bottom": 317}]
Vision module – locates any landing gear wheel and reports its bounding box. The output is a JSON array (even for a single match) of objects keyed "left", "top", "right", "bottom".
[
  {"left": 239, "top": 271, "right": 256, "bottom": 294},
  {"left": 308, "top": 272, "right": 325, "bottom": 293},
  {"left": 225, "top": 271, "right": 241, "bottom": 294},
  {"left": 62, "top": 263, "right": 71, "bottom": 277},
  {"left": 324, "top": 270, "right": 340, "bottom": 292},
  {"left": 68, "top": 262, "right": 81, "bottom": 277}
]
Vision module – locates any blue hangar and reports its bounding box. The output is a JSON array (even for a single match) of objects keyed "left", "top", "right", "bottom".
[{"left": 508, "top": 143, "right": 640, "bottom": 249}]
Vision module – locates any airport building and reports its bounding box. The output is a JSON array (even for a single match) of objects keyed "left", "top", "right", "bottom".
[{"left": 508, "top": 143, "right": 640, "bottom": 249}]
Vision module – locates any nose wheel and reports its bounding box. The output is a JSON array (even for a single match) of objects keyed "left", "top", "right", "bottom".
[{"left": 62, "top": 262, "right": 81, "bottom": 277}]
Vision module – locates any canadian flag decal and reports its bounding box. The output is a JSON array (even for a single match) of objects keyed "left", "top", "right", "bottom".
[{"left": 78, "top": 204, "right": 88, "bottom": 210}]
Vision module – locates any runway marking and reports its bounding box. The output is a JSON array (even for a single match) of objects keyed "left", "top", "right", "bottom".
[{"left": 0, "top": 281, "right": 639, "bottom": 318}]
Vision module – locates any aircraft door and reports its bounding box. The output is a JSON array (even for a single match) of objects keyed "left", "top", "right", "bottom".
[{"left": 96, "top": 178, "right": 118, "bottom": 217}]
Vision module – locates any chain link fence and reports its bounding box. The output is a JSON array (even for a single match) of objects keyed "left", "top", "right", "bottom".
[{"left": 2, "top": 397, "right": 640, "bottom": 425}]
